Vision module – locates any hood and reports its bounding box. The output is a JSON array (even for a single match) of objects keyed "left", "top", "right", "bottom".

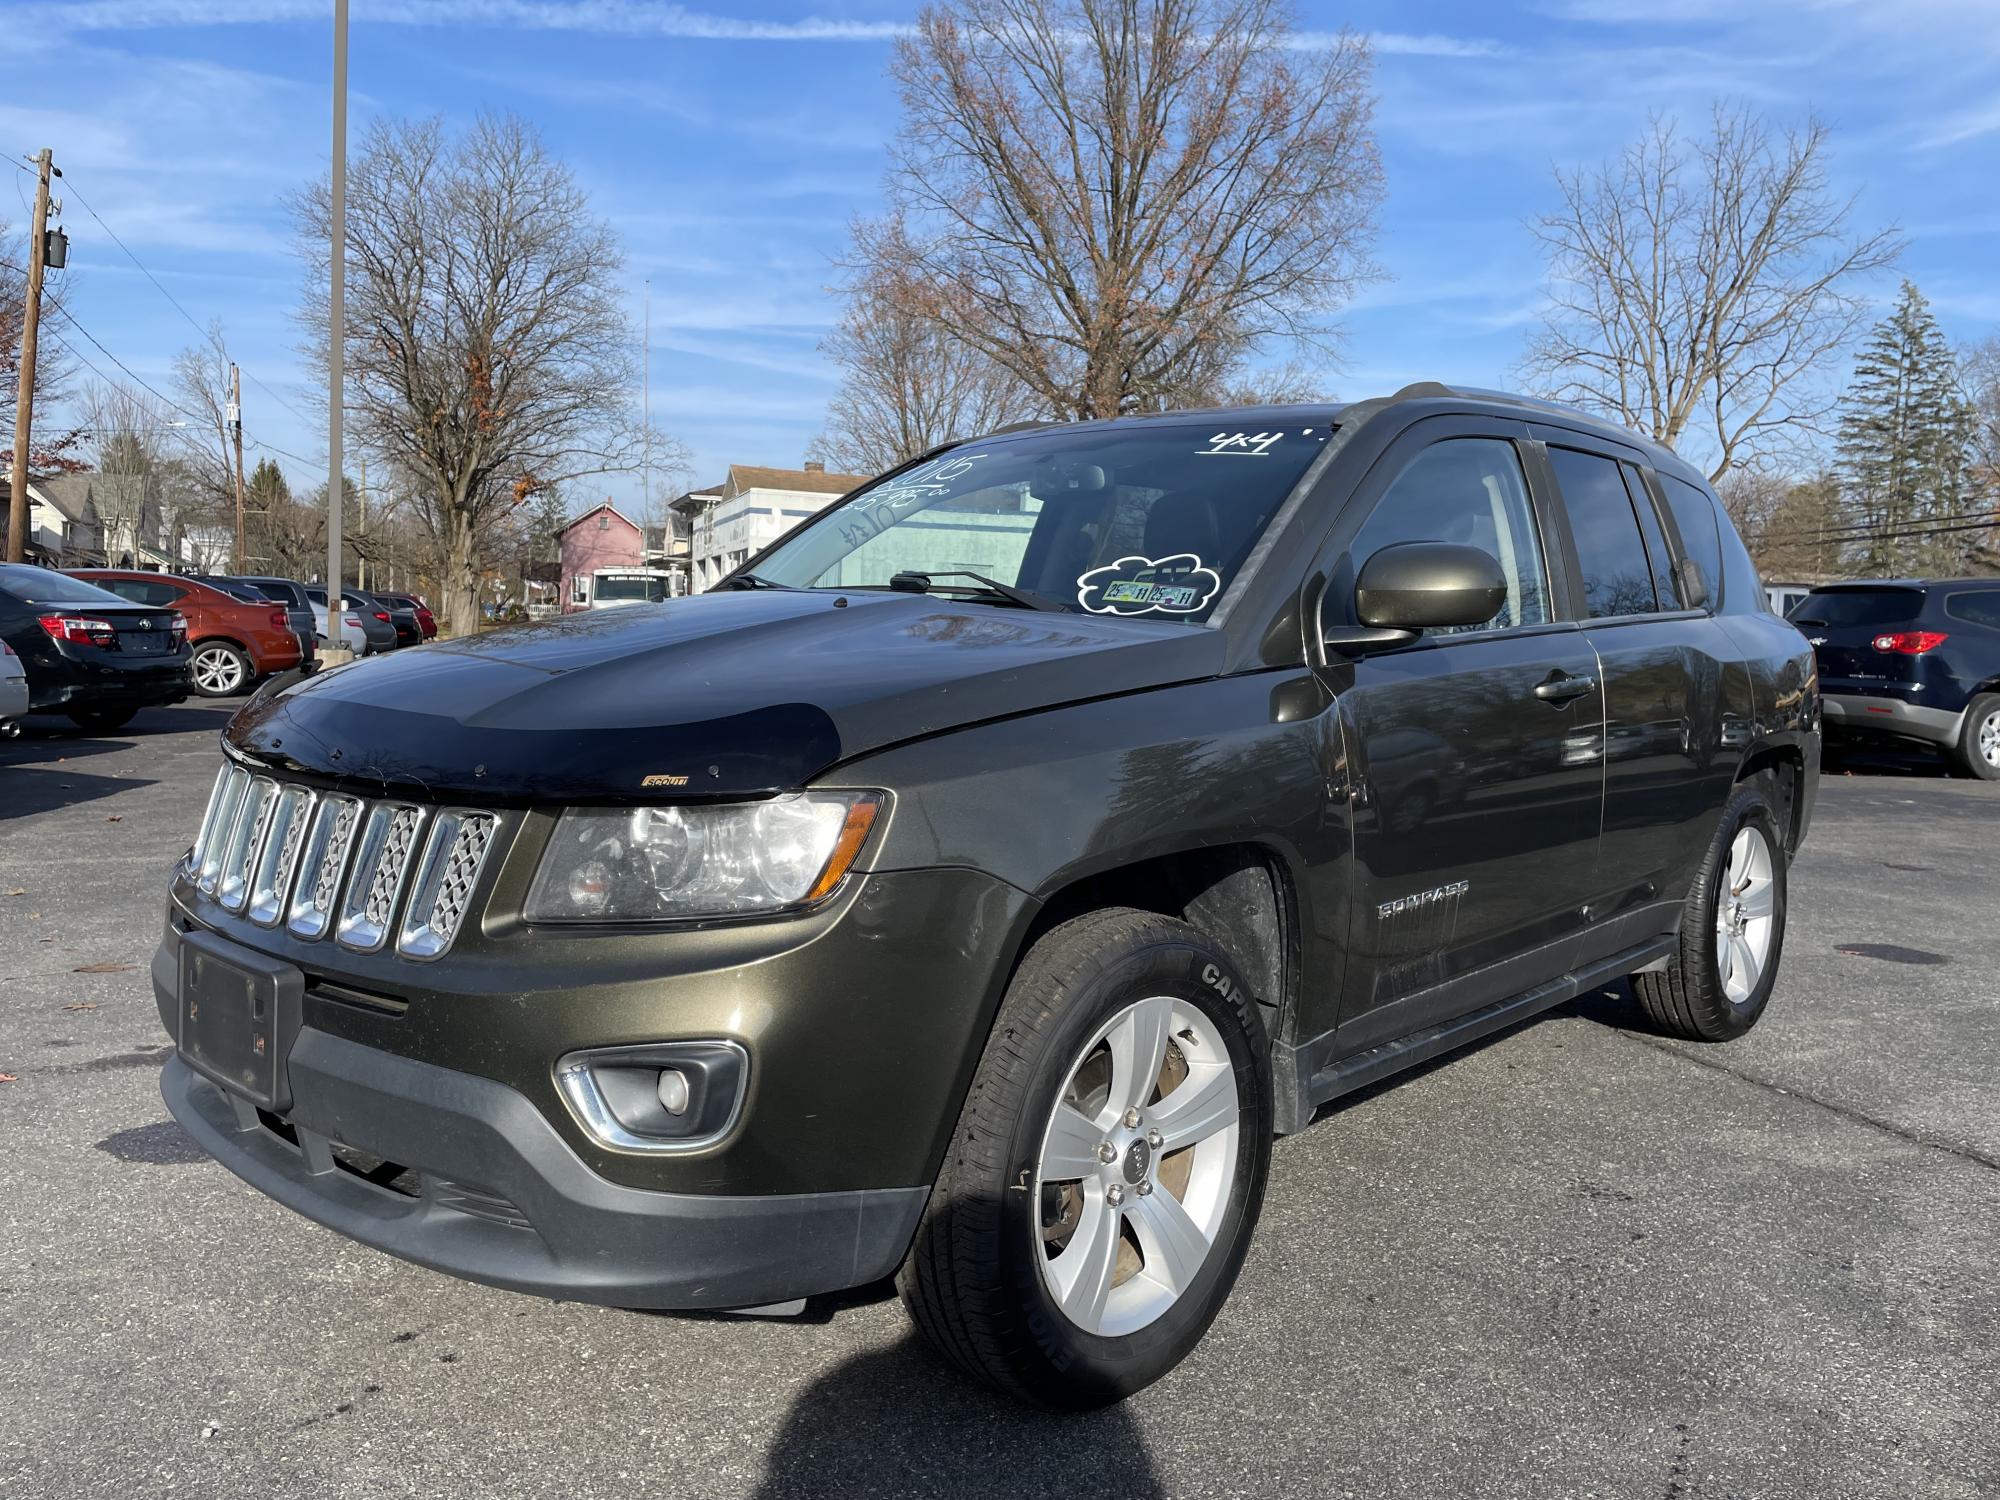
[{"left": 225, "top": 589, "right": 1223, "bottom": 801}]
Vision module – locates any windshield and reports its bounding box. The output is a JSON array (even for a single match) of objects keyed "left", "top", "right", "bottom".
[
  {"left": 1793, "top": 588, "right": 1924, "bottom": 627},
  {"left": 0, "top": 564, "right": 132, "bottom": 607},
  {"left": 596, "top": 575, "right": 668, "bottom": 603},
  {"left": 750, "top": 422, "right": 1333, "bottom": 622}
]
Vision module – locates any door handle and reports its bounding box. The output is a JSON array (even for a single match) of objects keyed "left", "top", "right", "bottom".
[{"left": 1534, "top": 671, "right": 1597, "bottom": 704}]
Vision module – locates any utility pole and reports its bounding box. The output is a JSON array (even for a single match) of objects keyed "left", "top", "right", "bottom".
[
  {"left": 6, "top": 149, "right": 56, "bottom": 564},
  {"left": 325, "top": 0, "right": 349, "bottom": 654},
  {"left": 229, "top": 363, "right": 246, "bottom": 573}
]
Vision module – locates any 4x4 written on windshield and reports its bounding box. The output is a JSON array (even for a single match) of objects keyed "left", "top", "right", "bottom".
[{"left": 756, "top": 425, "right": 1331, "bottom": 622}]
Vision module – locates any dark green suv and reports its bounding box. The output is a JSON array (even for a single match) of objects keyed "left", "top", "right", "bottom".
[{"left": 156, "top": 385, "right": 1818, "bottom": 1407}]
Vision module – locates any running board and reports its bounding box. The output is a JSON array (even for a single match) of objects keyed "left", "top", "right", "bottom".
[{"left": 1304, "top": 934, "right": 1679, "bottom": 1110}]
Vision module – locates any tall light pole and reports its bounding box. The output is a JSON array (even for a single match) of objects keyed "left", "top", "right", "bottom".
[{"left": 325, "top": 0, "right": 349, "bottom": 656}]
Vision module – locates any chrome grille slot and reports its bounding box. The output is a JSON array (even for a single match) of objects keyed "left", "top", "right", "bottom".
[
  {"left": 247, "top": 786, "right": 315, "bottom": 927},
  {"left": 397, "top": 812, "right": 497, "bottom": 959},
  {"left": 288, "top": 795, "right": 361, "bottom": 939},
  {"left": 196, "top": 767, "right": 251, "bottom": 893},
  {"left": 216, "top": 777, "right": 278, "bottom": 912},
  {"left": 336, "top": 804, "right": 425, "bottom": 953},
  {"left": 187, "top": 763, "right": 234, "bottom": 874}
]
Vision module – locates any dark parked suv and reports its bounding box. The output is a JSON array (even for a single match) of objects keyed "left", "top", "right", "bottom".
[
  {"left": 1791, "top": 579, "right": 2000, "bottom": 779},
  {"left": 155, "top": 386, "right": 1818, "bottom": 1407}
]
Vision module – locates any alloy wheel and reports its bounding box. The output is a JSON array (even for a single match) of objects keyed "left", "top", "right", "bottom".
[
  {"left": 1979, "top": 709, "right": 2000, "bottom": 769},
  {"left": 192, "top": 645, "right": 248, "bottom": 696},
  {"left": 1034, "top": 995, "right": 1240, "bottom": 1337},
  {"left": 1714, "top": 825, "right": 1776, "bottom": 1004}
]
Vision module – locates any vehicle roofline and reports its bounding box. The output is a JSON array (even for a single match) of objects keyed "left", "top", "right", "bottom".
[{"left": 946, "top": 381, "right": 1700, "bottom": 480}]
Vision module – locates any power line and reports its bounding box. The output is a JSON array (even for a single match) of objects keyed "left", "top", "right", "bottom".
[{"left": 50, "top": 169, "right": 318, "bottom": 427}]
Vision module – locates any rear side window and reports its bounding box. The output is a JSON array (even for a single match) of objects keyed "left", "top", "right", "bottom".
[
  {"left": 1792, "top": 589, "right": 1926, "bottom": 628},
  {"left": 1547, "top": 447, "right": 1657, "bottom": 617},
  {"left": 1620, "top": 466, "right": 1680, "bottom": 607},
  {"left": 1943, "top": 591, "right": 2000, "bottom": 629}
]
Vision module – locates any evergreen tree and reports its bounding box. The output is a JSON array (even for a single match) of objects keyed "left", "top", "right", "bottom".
[{"left": 1836, "top": 282, "right": 1978, "bottom": 575}]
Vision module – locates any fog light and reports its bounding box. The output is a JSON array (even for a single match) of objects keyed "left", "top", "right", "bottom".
[{"left": 657, "top": 1068, "right": 690, "bottom": 1116}]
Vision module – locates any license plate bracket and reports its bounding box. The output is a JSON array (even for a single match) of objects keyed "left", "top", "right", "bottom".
[{"left": 177, "top": 928, "right": 304, "bottom": 1111}]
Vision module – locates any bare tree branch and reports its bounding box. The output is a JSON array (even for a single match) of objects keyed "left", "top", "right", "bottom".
[{"left": 1523, "top": 105, "right": 1901, "bottom": 483}]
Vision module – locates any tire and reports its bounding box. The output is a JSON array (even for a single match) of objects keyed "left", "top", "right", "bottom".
[
  {"left": 189, "top": 641, "right": 253, "bottom": 698},
  {"left": 1951, "top": 693, "right": 2000, "bottom": 781},
  {"left": 899, "top": 907, "right": 1271, "bottom": 1408},
  {"left": 65, "top": 705, "right": 137, "bottom": 734},
  {"left": 1633, "top": 782, "right": 1787, "bottom": 1041}
]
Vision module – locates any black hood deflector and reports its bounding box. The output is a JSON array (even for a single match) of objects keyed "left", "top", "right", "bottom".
[{"left": 225, "top": 590, "right": 1222, "bottom": 802}]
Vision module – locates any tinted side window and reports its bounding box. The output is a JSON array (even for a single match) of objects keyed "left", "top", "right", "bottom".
[
  {"left": 1350, "top": 438, "right": 1550, "bottom": 634},
  {"left": 1945, "top": 591, "right": 2000, "bottom": 629},
  {"left": 93, "top": 578, "right": 151, "bottom": 604},
  {"left": 1657, "top": 475, "right": 1723, "bottom": 611},
  {"left": 1621, "top": 465, "right": 1680, "bottom": 607},
  {"left": 1548, "top": 447, "right": 1657, "bottom": 617}
]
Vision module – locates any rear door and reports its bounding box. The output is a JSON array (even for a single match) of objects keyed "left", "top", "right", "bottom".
[
  {"left": 1323, "top": 419, "right": 1607, "bottom": 1050},
  {"left": 1531, "top": 435, "right": 1728, "bottom": 963}
]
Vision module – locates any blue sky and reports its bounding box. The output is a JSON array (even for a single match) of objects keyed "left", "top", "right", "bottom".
[{"left": 6, "top": 0, "right": 1998, "bottom": 511}]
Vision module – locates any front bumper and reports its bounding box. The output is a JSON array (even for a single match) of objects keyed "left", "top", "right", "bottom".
[
  {"left": 1820, "top": 691, "right": 1963, "bottom": 747},
  {"left": 154, "top": 857, "right": 1034, "bottom": 1308},
  {"left": 163, "top": 1045, "right": 927, "bottom": 1311}
]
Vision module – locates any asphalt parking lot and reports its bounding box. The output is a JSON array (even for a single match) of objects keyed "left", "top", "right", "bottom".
[{"left": 2, "top": 705, "right": 1996, "bottom": 1500}]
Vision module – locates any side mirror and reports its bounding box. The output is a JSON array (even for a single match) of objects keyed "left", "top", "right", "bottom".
[{"left": 1354, "top": 541, "right": 1509, "bottom": 631}]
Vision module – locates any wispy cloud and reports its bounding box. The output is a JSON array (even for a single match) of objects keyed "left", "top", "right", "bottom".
[{"left": 9, "top": 1, "right": 913, "bottom": 40}]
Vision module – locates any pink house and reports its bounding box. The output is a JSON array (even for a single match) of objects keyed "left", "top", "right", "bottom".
[{"left": 558, "top": 501, "right": 644, "bottom": 613}]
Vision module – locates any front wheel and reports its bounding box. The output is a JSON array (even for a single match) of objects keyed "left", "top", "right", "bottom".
[
  {"left": 899, "top": 908, "right": 1271, "bottom": 1408},
  {"left": 1633, "top": 782, "right": 1787, "bottom": 1041}
]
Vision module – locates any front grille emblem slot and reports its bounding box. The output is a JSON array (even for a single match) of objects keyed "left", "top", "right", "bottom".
[{"left": 336, "top": 804, "right": 426, "bottom": 953}]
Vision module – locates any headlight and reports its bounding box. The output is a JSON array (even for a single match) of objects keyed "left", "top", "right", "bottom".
[{"left": 525, "top": 792, "right": 882, "bottom": 922}]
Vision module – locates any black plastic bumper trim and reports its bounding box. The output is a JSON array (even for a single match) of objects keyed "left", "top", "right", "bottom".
[{"left": 162, "top": 1040, "right": 928, "bottom": 1311}]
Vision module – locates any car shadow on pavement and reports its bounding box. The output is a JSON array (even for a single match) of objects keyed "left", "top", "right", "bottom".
[
  {"left": 746, "top": 1330, "right": 1164, "bottom": 1500},
  {"left": 0, "top": 763, "right": 155, "bottom": 820}
]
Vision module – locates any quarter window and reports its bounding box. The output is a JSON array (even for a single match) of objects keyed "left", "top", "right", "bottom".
[
  {"left": 1657, "top": 475, "right": 1724, "bottom": 612},
  {"left": 1548, "top": 447, "right": 1657, "bottom": 617},
  {"left": 1621, "top": 466, "right": 1680, "bottom": 607},
  {"left": 1945, "top": 591, "right": 2000, "bottom": 629},
  {"left": 1350, "top": 438, "right": 1550, "bottom": 633}
]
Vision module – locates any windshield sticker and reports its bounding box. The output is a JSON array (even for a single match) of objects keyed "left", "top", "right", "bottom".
[
  {"left": 1198, "top": 431, "right": 1284, "bottom": 458},
  {"left": 1077, "top": 554, "right": 1223, "bottom": 616},
  {"left": 838, "top": 451, "right": 990, "bottom": 549}
]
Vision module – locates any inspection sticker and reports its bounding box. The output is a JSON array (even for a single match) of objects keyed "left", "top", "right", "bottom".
[{"left": 1077, "top": 554, "right": 1223, "bottom": 616}]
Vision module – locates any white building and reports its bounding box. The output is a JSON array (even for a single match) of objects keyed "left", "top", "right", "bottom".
[{"left": 673, "top": 462, "right": 869, "bottom": 592}]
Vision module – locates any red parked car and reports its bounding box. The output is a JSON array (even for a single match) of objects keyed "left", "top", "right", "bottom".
[
  {"left": 372, "top": 590, "right": 438, "bottom": 639},
  {"left": 69, "top": 570, "right": 302, "bottom": 698}
]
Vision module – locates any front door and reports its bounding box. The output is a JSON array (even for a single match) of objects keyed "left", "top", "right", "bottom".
[{"left": 1325, "top": 426, "right": 1606, "bottom": 1052}]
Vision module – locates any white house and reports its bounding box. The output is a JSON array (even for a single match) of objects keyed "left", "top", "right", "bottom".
[{"left": 672, "top": 462, "right": 869, "bottom": 592}]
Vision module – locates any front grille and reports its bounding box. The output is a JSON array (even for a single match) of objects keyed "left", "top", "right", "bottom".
[{"left": 187, "top": 760, "right": 498, "bottom": 960}]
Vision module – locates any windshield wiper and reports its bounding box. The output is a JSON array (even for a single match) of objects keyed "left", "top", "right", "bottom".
[
  {"left": 716, "top": 572, "right": 793, "bottom": 591},
  {"left": 887, "top": 570, "right": 1071, "bottom": 613}
]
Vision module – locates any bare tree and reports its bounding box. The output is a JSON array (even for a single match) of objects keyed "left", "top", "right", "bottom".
[
  {"left": 879, "top": 0, "right": 1382, "bottom": 421},
  {"left": 1524, "top": 105, "right": 1902, "bottom": 483},
  {"left": 290, "top": 114, "right": 683, "bottom": 634},
  {"left": 83, "top": 380, "right": 175, "bottom": 565},
  {"left": 169, "top": 327, "right": 242, "bottom": 549},
  {"left": 814, "top": 216, "right": 1040, "bottom": 475}
]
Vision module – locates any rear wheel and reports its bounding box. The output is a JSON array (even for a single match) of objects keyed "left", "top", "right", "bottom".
[
  {"left": 1633, "top": 782, "right": 1787, "bottom": 1041},
  {"left": 65, "top": 705, "right": 137, "bottom": 734},
  {"left": 1951, "top": 693, "right": 2000, "bottom": 781},
  {"left": 899, "top": 908, "right": 1270, "bottom": 1408},
  {"left": 189, "top": 641, "right": 252, "bottom": 697}
]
